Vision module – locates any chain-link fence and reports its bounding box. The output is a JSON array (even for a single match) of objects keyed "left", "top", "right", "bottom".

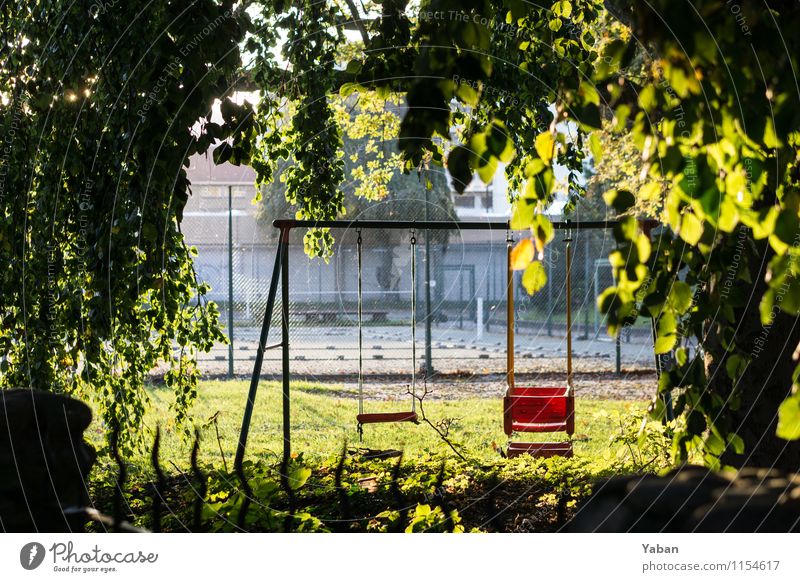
[{"left": 180, "top": 186, "right": 657, "bottom": 384}]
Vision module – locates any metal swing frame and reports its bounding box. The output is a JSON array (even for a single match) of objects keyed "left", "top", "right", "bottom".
[{"left": 234, "top": 218, "right": 659, "bottom": 467}]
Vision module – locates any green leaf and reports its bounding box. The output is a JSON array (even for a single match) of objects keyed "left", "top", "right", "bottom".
[
  {"left": 522, "top": 261, "right": 547, "bottom": 294},
  {"left": 603, "top": 189, "right": 635, "bottom": 213},
  {"left": 667, "top": 281, "right": 693, "bottom": 313},
  {"left": 530, "top": 214, "right": 554, "bottom": 251},
  {"left": 705, "top": 432, "right": 725, "bottom": 455},
  {"left": 654, "top": 312, "right": 677, "bottom": 354},
  {"left": 531, "top": 168, "right": 555, "bottom": 200},
  {"left": 588, "top": 132, "right": 602, "bottom": 162},
  {"left": 510, "top": 197, "right": 536, "bottom": 230},
  {"left": 448, "top": 146, "right": 473, "bottom": 194},
  {"left": 687, "top": 409, "right": 707, "bottom": 435},
  {"left": 534, "top": 132, "right": 554, "bottom": 165},
  {"left": 574, "top": 103, "right": 601, "bottom": 130},
  {"left": 553, "top": 1, "right": 571, "bottom": 18},
  {"left": 339, "top": 82, "right": 359, "bottom": 97},
  {"left": 760, "top": 289, "right": 775, "bottom": 325},
  {"left": 486, "top": 121, "right": 510, "bottom": 158},
  {"left": 679, "top": 213, "right": 704, "bottom": 245},
  {"left": 725, "top": 354, "right": 744, "bottom": 379},
  {"left": 213, "top": 142, "right": 233, "bottom": 165},
  {"left": 476, "top": 155, "right": 498, "bottom": 184},
  {"left": 648, "top": 396, "right": 667, "bottom": 421},
  {"left": 763, "top": 116, "right": 779, "bottom": 149},
  {"left": 637, "top": 84, "right": 658, "bottom": 112},
  {"left": 524, "top": 158, "right": 547, "bottom": 177},
  {"left": 770, "top": 208, "right": 800, "bottom": 254},
  {"left": 727, "top": 433, "right": 745, "bottom": 454},
  {"left": 776, "top": 393, "right": 800, "bottom": 441},
  {"left": 287, "top": 464, "right": 312, "bottom": 490},
  {"left": 455, "top": 81, "right": 479, "bottom": 106}
]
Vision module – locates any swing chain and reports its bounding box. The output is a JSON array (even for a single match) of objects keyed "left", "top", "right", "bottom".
[{"left": 356, "top": 228, "right": 364, "bottom": 425}]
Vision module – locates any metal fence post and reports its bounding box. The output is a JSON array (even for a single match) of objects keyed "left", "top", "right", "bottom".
[
  {"left": 476, "top": 297, "right": 484, "bottom": 340},
  {"left": 281, "top": 231, "right": 291, "bottom": 464},
  {"left": 582, "top": 233, "right": 590, "bottom": 340},
  {"left": 228, "top": 185, "right": 234, "bottom": 379}
]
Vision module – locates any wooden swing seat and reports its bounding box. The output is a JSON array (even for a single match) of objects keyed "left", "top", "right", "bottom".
[{"left": 357, "top": 411, "right": 418, "bottom": 425}]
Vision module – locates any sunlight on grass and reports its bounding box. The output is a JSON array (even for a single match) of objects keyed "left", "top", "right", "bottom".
[{"left": 87, "top": 380, "right": 648, "bottom": 474}]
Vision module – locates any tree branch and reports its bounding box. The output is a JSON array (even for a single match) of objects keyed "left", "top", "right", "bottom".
[
  {"left": 343, "top": 0, "right": 370, "bottom": 45},
  {"left": 411, "top": 385, "right": 469, "bottom": 462}
]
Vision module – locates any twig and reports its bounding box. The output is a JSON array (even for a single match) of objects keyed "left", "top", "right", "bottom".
[
  {"left": 411, "top": 385, "right": 468, "bottom": 462},
  {"left": 204, "top": 411, "right": 228, "bottom": 473}
]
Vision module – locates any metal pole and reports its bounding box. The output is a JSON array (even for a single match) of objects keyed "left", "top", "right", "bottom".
[
  {"left": 274, "top": 218, "right": 655, "bottom": 231},
  {"left": 228, "top": 185, "right": 234, "bottom": 379},
  {"left": 566, "top": 234, "right": 573, "bottom": 389},
  {"left": 281, "top": 231, "right": 291, "bottom": 464},
  {"left": 485, "top": 258, "right": 491, "bottom": 333},
  {"left": 616, "top": 333, "right": 621, "bottom": 375},
  {"left": 507, "top": 234, "right": 515, "bottom": 390},
  {"left": 424, "top": 189, "right": 433, "bottom": 377},
  {"left": 582, "top": 233, "right": 590, "bottom": 340},
  {"left": 459, "top": 272, "right": 464, "bottom": 329},
  {"left": 594, "top": 262, "right": 600, "bottom": 338},
  {"left": 235, "top": 234, "right": 284, "bottom": 469},
  {"left": 477, "top": 297, "right": 484, "bottom": 340}
]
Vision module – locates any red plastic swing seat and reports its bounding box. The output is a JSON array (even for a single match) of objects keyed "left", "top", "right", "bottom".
[
  {"left": 504, "top": 386, "right": 574, "bottom": 458},
  {"left": 357, "top": 411, "right": 418, "bottom": 425},
  {"left": 507, "top": 441, "right": 573, "bottom": 458},
  {"left": 503, "top": 386, "right": 574, "bottom": 434}
]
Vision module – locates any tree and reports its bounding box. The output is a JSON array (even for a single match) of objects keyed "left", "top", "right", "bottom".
[
  {"left": 229, "top": 0, "right": 800, "bottom": 468},
  {"left": 6, "top": 0, "right": 800, "bottom": 469},
  {"left": 254, "top": 91, "right": 457, "bottom": 242},
  {"left": 0, "top": 1, "right": 249, "bottom": 446}
]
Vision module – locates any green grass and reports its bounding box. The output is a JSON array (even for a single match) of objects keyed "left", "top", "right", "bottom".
[
  {"left": 85, "top": 380, "right": 662, "bottom": 532},
  {"left": 87, "top": 379, "right": 647, "bottom": 472}
]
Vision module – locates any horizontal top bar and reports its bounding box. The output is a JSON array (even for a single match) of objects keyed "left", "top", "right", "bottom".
[{"left": 273, "top": 219, "right": 656, "bottom": 231}]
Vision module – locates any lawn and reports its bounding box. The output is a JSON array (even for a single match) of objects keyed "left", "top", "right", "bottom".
[
  {"left": 86, "top": 379, "right": 648, "bottom": 469},
  {"left": 86, "top": 380, "right": 664, "bottom": 532}
]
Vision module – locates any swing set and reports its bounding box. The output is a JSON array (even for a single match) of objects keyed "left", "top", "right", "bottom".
[{"left": 234, "top": 218, "right": 657, "bottom": 467}]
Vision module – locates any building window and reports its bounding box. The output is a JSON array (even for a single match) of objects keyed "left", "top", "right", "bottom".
[{"left": 452, "top": 186, "right": 492, "bottom": 210}]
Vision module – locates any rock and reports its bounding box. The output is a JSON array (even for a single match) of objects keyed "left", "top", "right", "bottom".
[{"left": 0, "top": 389, "right": 95, "bottom": 532}]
